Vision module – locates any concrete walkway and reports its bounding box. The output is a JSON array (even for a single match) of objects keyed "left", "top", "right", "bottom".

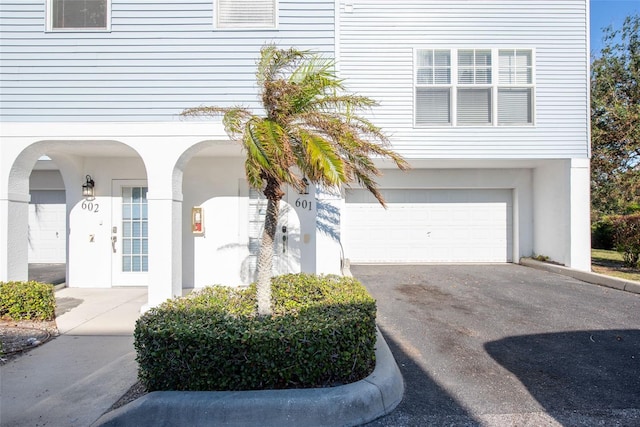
[
  {"left": 0, "top": 288, "right": 146, "bottom": 427},
  {"left": 1, "top": 286, "right": 404, "bottom": 427}
]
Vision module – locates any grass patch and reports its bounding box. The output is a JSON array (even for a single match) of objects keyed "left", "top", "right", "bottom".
[{"left": 591, "top": 249, "right": 640, "bottom": 282}]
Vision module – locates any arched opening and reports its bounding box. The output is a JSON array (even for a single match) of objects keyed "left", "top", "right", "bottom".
[
  {"left": 175, "top": 141, "right": 302, "bottom": 290},
  {"left": 6, "top": 140, "right": 148, "bottom": 288},
  {"left": 28, "top": 157, "right": 67, "bottom": 284}
]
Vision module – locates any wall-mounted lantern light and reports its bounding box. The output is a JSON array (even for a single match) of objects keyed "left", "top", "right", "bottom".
[
  {"left": 299, "top": 177, "right": 310, "bottom": 195},
  {"left": 82, "top": 175, "right": 95, "bottom": 198}
]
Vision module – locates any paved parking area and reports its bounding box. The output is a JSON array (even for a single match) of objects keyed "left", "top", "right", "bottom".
[{"left": 352, "top": 264, "right": 640, "bottom": 426}]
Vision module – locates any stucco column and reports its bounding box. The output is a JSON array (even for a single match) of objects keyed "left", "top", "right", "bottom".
[
  {"left": 0, "top": 193, "right": 30, "bottom": 282},
  {"left": 316, "top": 187, "right": 343, "bottom": 275},
  {"left": 568, "top": 158, "right": 591, "bottom": 271},
  {"left": 146, "top": 193, "right": 182, "bottom": 308},
  {"left": 288, "top": 184, "right": 317, "bottom": 274}
]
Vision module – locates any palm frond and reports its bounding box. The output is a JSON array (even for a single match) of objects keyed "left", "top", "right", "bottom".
[
  {"left": 257, "top": 45, "right": 307, "bottom": 86},
  {"left": 244, "top": 119, "right": 273, "bottom": 172},
  {"left": 181, "top": 105, "right": 254, "bottom": 140},
  {"left": 346, "top": 159, "right": 386, "bottom": 207},
  {"left": 306, "top": 95, "right": 379, "bottom": 113},
  {"left": 182, "top": 45, "right": 408, "bottom": 209},
  {"left": 296, "top": 129, "right": 345, "bottom": 185},
  {"left": 243, "top": 118, "right": 299, "bottom": 189}
]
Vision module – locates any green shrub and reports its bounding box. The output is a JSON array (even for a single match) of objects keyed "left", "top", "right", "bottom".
[
  {"left": 611, "top": 214, "right": 640, "bottom": 267},
  {"left": 0, "top": 281, "right": 56, "bottom": 321},
  {"left": 623, "top": 203, "right": 640, "bottom": 215},
  {"left": 134, "top": 274, "right": 377, "bottom": 391},
  {"left": 591, "top": 216, "right": 615, "bottom": 250}
]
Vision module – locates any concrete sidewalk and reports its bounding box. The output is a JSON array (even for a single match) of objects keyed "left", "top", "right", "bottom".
[{"left": 0, "top": 288, "right": 146, "bottom": 427}]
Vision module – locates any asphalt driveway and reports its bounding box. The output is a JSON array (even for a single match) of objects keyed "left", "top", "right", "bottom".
[{"left": 352, "top": 264, "right": 640, "bottom": 426}]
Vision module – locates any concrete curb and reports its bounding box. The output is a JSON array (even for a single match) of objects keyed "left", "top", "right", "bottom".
[
  {"left": 520, "top": 258, "right": 640, "bottom": 295},
  {"left": 92, "top": 328, "right": 404, "bottom": 427}
]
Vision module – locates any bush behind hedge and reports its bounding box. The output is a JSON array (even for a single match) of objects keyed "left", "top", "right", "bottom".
[
  {"left": 611, "top": 214, "right": 640, "bottom": 267},
  {"left": 591, "top": 216, "right": 615, "bottom": 250},
  {"left": 0, "top": 281, "right": 56, "bottom": 321},
  {"left": 134, "top": 274, "right": 377, "bottom": 391}
]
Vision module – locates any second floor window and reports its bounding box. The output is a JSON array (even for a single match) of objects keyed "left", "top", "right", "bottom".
[
  {"left": 498, "top": 49, "right": 534, "bottom": 125},
  {"left": 216, "top": 0, "right": 277, "bottom": 29},
  {"left": 415, "top": 48, "right": 534, "bottom": 127},
  {"left": 48, "top": 0, "right": 109, "bottom": 31}
]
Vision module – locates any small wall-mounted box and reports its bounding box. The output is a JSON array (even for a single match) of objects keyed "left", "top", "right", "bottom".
[{"left": 192, "top": 207, "right": 204, "bottom": 235}]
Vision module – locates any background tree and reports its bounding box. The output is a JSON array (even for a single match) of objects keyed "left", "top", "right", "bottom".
[
  {"left": 182, "top": 46, "right": 408, "bottom": 316},
  {"left": 591, "top": 14, "right": 640, "bottom": 218}
]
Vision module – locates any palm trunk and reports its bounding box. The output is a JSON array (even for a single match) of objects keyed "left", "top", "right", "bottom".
[{"left": 256, "top": 178, "right": 284, "bottom": 316}]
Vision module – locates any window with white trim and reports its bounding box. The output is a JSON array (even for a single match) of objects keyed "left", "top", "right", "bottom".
[
  {"left": 415, "top": 48, "right": 534, "bottom": 126},
  {"left": 216, "top": 0, "right": 277, "bottom": 29},
  {"left": 47, "top": 0, "right": 110, "bottom": 31},
  {"left": 498, "top": 49, "right": 534, "bottom": 125},
  {"left": 457, "top": 49, "right": 492, "bottom": 125}
]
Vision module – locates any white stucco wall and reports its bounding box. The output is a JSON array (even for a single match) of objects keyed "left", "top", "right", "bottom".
[
  {"left": 182, "top": 157, "right": 248, "bottom": 287},
  {"left": 1, "top": 121, "right": 591, "bottom": 310},
  {"left": 182, "top": 156, "right": 320, "bottom": 288},
  {"left": 533, "top": 161, "right": 568, "bottom": 264},
  {"left": 68, "top": 157, "right": 147, "bottom": 288},
  {"left": 532, "top": 159, "right": 590, "bottom": 270},
  {"left": 568, "top": 158, "right": 591, "bottom": 271}
]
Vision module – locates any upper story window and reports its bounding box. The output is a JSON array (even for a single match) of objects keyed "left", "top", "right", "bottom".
[
  {"left": 498, "top": 49, "right": 534, "bottom": 125},
  {"left": 216, "top": 0, "right": 277, "bottom": 29},
  {"left": 47, "top": 0, "right": 110, "bottom": 31},
  {"left": 415, "top": 48, "right": 534, "bottom": 127}
]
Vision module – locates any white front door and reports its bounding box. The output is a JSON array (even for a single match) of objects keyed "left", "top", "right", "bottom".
[{"left": 111, "top": 180, "right": 148, "bottom": 286}]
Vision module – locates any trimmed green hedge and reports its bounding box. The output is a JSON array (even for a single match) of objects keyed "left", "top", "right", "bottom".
[
  {"left": 0, "top": 281, "right": 56, "bottom": 321},
  {"left": 134, "top": 274, "right": 377, "bottom": 391}
]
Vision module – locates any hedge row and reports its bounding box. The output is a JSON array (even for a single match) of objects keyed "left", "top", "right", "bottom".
[
  {"left": 0, "top": 281, "right": 56, "bottom": 321},
  {"left": 134, "top": 274, "right": 377, "bottom": 391}
]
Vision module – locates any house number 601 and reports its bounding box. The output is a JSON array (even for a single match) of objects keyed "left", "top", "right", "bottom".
[
  {"left": 295, "top": 198, "right": 312, "bottom": 211},
  {"left": 81, "top": 200, "right": 99, "bottom": 213}
]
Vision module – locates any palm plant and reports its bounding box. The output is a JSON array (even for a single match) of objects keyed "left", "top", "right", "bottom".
[{"left": 182, "top": 45, "right": 408, "bottom": 316}]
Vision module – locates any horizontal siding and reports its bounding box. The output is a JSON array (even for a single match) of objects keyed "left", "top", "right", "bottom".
[
  {"left": 0, "top": 0, "right": 335, "bottom": 121},
  {"left": 338, "top": 0, "right": 589, "bottom": 159}
]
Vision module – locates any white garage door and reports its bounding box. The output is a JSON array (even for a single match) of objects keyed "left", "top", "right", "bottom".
[
  {"left": 28, "top": 190, "right": 66, "bottom": 263},
  {"left": 344, "top": 189, "right": 513, "bottom": 263}
]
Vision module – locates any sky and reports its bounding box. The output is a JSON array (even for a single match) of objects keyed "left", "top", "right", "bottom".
[{"left": 590, "top": 0, "right": 640, "bottom": 54}]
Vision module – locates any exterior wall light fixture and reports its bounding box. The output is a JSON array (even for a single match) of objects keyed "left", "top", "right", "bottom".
[
  {"left": 82, "top": 175, "right": 95, "bottom": 198},
  {"left": 299, "top": 177, "right": 310, "bottom": 195}
]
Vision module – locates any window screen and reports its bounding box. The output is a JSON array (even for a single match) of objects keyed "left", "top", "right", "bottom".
[
  {"left": 217, "top": 0, "right": 277, "bottom": 28},
  {"left": 51, "top": 0, "right": 107, "bottom": 29}
]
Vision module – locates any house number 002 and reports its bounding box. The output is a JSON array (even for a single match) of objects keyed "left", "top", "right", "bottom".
[
  {"left": 81, "top": 200, "right": 99, "bottom": 213},
  {"left": 295, "top": 198, "right": 312, "bottom": 211}
]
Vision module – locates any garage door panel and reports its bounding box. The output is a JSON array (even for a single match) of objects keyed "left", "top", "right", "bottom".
[
  {"left": 344, "top": 189, "right": 513, "bottom": 263},
  {"left": 29, "top": 190, "right": 66, "bottom": 263}
]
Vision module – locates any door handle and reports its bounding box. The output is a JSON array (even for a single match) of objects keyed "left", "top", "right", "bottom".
[{"left": 111, "top": 235, "right": 117, "bottom": 253}]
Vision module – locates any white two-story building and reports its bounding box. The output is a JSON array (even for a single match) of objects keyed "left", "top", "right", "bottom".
[{"left": 0, "top": 0, "right": 591, "bottom": 308}]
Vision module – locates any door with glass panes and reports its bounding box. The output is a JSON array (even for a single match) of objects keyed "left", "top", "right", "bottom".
[{"left": 111, "top": 180, "right": 148, "bottom": 286}]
